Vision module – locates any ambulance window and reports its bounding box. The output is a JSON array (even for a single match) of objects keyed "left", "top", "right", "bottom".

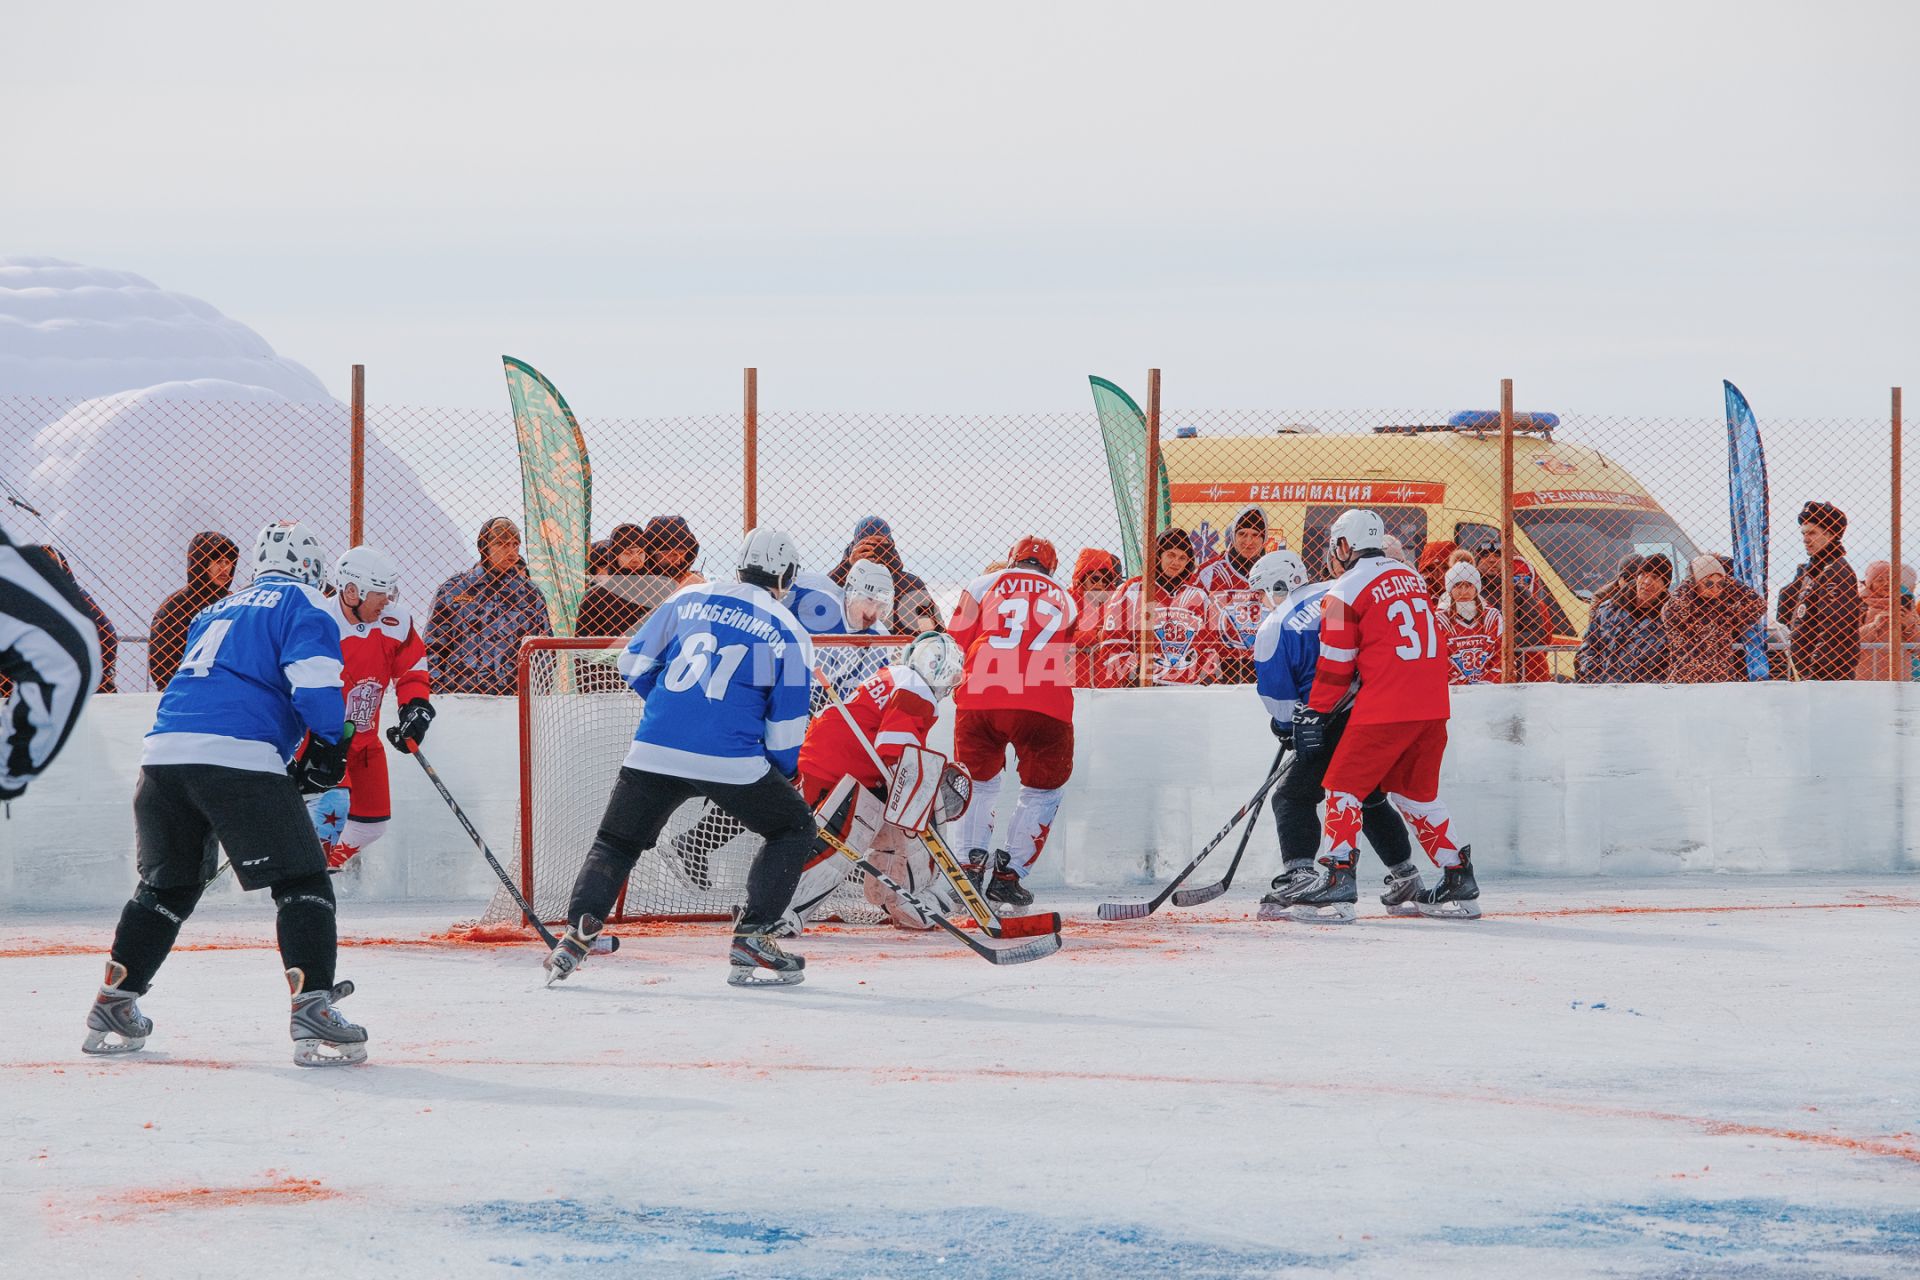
[
  {"left": 1512, "top": 508, "right": 1701, "bottom": 601},
  {"left": 1454, "top": 523, "right": 1500, "bottom": 555},
  {"left": 1303, "top": 506, "right": 1428, "bottom": 572}
]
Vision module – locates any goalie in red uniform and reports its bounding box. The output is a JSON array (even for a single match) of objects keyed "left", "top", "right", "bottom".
[
  {"left": 785, "top": 632, "right": 968, "bottom": 930},
  {"left": 948, "top": 536, "right": 1077, "bottom": 906},
  {"left": 1289, "top": 510, "right": 1481, "bottom": 920},
  {"left": 309, "top": 546, "right": 434, "bottom": 870}
]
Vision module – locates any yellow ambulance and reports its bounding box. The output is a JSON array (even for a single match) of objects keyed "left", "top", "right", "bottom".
[{"left": 1161, "top": 413, "right": 1703, "bottom": 672}]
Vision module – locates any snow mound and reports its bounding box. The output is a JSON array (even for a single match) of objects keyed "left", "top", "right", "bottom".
[
  {"left": 26, "top": 380, "right": 469, "bottom": 650},
  {"left": 0, "top": 255, "right": 330, "bottom": 402}
]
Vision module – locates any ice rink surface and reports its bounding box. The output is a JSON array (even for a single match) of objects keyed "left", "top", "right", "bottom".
[{"left": 5, "top": 874, "right": 1918, "bottom": 1279}]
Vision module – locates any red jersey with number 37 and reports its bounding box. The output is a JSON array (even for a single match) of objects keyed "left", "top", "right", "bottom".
[
  {"left": 948, "top": 568, "right": 1078, "bottom": 722},
  {"left": 1308, "top": 556, "right": 1450, "bottom": 724}
]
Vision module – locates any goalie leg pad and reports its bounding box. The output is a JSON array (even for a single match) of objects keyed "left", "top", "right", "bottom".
[{"left": 861, "top": 825, "right": 940, "bottom": 930}]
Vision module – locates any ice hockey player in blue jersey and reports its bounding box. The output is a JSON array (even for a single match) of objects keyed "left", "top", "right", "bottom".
[
  {"left": 545, "top": 527, "right": 822, "bottom": 988},
  {"left": 82, "top": 520, "right": 368, "bottom": 1066},
  {"left": 1251, "top": 548, "right": 1421, "bottom": 924}
]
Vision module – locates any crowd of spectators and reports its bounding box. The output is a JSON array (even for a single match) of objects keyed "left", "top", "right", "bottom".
[{"left": 26, "top": 497, "right": 1920, "bottom": 698}]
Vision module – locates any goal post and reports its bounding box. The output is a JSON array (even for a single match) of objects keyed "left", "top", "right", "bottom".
[{"left": 481, "top": 633, "right": 912, "bottom": 932}]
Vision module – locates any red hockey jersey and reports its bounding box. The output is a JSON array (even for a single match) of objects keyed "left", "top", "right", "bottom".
[
  {"left": 1194, "top": 555, "right": 1267, "bottom": 653},
  {"left": 338, "top": 600, "right": 430, "bottom": 736},
  {"left": 1309, "top": 556, "right": 1450, "bottom": 723},
  {"left": 1098, "top": 578, "right": 1221, "bottom": 685},
  {"left": 949, "top": 567, "right": 1078, "bottom": 722},
  {"left": 1437, "top": 603, "right": 1504, "bottom": 685},
  {"left": 798, "top": 664, "right": 940, "bottom": 791}
]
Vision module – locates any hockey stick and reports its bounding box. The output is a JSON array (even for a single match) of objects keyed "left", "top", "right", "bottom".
[
  {"left": 1097, "top": 749, "right": 1290, "bottom": 921},
  {"left": 809, "top": 666, "right": 1058, "bottom": 938},
  {"left": 815, "top": 826, "right": 1060, "bottom": 965},
  {"left": 1170, "top": 745, "right": 1291, "bottom": 907},
  {"left": 392, "top": 729, "right": 618, "bottom": 955}
]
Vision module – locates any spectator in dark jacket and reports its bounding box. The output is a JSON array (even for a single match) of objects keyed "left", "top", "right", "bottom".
[
  {"left": 1664, "top": 553, "right": 1765, "bottom": 683},
  {"left": 1577, "top": 553, "right": 1672, "bottom": 683},
  {"left": 830, "top": 516, "right": 943, "bottom": 633},
  {"left": 37, "top": 547, "right": 118, "bottom": 693},
  {"left": 147, "top": 531, "right": 238, "bottom": 691},
  {"left": 641, "top": 515, "right": 705, "bottom": 590},
  {"left": 1777, "top": 500, "right": 1863, "bottom": 680},
  {"left": 574, "top": 523, "right": 651, "bottom": 639},
  {"left": 426, "top": 517, "right": 552, "bottom": 694}
]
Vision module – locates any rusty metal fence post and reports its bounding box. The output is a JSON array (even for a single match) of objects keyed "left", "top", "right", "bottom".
[
  {"left": 349, "top": 364, "right": 366, "bottom": 546},
  {"left": 743, "top": 368, "right": 758, "bottom": 534},
  {"left": 1895, "top": 386, "right": 1906, "bottom": 683},
  {"left": 1499, "top": 378, "right": 1516, "bottom": 684}
]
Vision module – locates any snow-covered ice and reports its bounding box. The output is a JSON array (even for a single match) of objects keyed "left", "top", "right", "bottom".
[{"left": 5, "top": 876, "right": 1917, "bottom": 1278}]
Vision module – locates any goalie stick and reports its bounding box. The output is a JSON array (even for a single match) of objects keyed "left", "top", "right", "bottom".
[
  {"left": 809, "top": 666, "right": 1060, "bottom": 940},
  {"left": 1170, "top": 746, "right": 1293, "bottom": 907},
  {"left": 391, "top": 729, "right": 618, "bottom": 955},
  {"left": 1097, "top": 745, "right": 1290, "bottom": 921},
  {"left": 814, "top": 826, "right": 1060, "bottom": 965}
]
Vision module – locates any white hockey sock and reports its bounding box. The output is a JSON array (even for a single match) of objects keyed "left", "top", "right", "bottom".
[
  {"left": 957, "top": 775, "right": 1002, "bottom": 861},
  {"left": 1388, "top": 792, "right": 1464, "bottom": 869},
  {"left": 1006, "top": 785, "right": 1065, "bottom": 877},
  {"left": 332, "top": 818, "right": 388, "bottom": 862},
  {"left": 1321, "top": 791, "right": 1364, "bottom": 861}
]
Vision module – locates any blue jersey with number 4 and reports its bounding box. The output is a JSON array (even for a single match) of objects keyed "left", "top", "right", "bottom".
[
  {"left": 143, "top": 573, "right": 347, "bottom": 773},
  {"left": 620, "top": 582, "right": 816, "bottom": 783}
]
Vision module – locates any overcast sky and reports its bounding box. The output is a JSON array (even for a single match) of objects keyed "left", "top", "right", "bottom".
[{"left": 7, "top": 0, "right": 1915, "bottom": 418}]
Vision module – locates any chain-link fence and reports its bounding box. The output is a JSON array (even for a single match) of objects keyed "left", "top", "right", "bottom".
[{"left": 3, "top": 380, "right": 1911, "bottom": 696}]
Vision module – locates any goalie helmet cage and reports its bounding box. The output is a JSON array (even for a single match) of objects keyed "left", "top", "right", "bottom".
[{"left": 483, "top": 634, "right": 913, "bottom": 932}]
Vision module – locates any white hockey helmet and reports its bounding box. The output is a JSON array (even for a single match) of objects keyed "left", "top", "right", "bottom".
[
  {"left": 737, "top": 526, "right": 801, "bottom": 595},
  {"left": 902, "top": 631, "right": 965, "bottom": 699},
  {"left": 1247, "top": 549, "right": 1309, "bottom": 604},
  {"left": 334, "top": 545, "right": 400, "bottom": 600},
  {"left": 843, "top": 558, "right": 896, "bottom": 610},
  {"left": 251, "top": 520, "right": 330, "bottom": 587},
  {"left": 1326, "top": 508, "right": 1386, "bottom": 569}
]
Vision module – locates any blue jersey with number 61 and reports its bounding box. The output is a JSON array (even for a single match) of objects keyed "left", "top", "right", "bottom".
[
  {"left": 143, "top": 573, "right": 347, "bottom": 773},
  {"left": 619, "top": 581, "right": 816, "bottom": 784}
]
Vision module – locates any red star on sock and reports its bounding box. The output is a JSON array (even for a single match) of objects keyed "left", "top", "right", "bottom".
[
  {"left": 1406, "top": 814, "right": 1457, "bottom": 862},
  {"left": 1323, "top": 799, "right": 1364, "bottom": 851},
  {"left": 1030, "top": 822, "right": 1053, "bottom": 856}
]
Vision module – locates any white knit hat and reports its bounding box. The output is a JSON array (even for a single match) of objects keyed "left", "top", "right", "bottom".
[
  {"left": 1691, "top": 553, "right": 1727, "bottom": 582},
  {"left": 1445, "top": 561, "right": 1482, "bottom": 592}
]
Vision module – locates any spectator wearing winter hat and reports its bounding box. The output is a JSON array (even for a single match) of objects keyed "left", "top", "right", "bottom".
[
  {"left": 1417, "top": 540, "right": 1459, "bottom": 602},
  {"left": 1098, "top": 527, "right": 1221, "bottom": 686},
  {"left": 147, "top": 531, "right": 239, "bottom": 691},
  {"left": 1436, "top": 561, "right": 1503, "bottom": 685},
  {"left": 829, "top": 516, "right": 942, "bottom": 634},
  {"left": 1577, "top": 553, "right": 1672, "bottom": 684},
  {"left": 1476, "top": 541, "right": 1551, "bottom": 681},
  {"left": 574, "top": 523, "right": 652, "bottom": 640},
  {"left": 1857, "top": 561, "right": 1920, "bottom": 681},
  {"left": 641, "top": 515, "right": 706, "bottom": 590},
  {"left": 1068, "top": 548, "right": 1124, "bottom": 686},
  {"left": 425, "top": 517, "right": 552, "bottom": 695},
  {"left": 1590, "top": 554, "right": 1645, "bottom": 612},
  {"left": 1777, "top": 501, "right": 1863, "bottom": 680},
  {"left": 1664, "top": 553, "right": 1766, "bottom": 683}
]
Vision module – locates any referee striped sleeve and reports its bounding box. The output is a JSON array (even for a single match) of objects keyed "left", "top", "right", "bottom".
[{"left": 0, "top": 536, "right": 101, "bottom": 795}]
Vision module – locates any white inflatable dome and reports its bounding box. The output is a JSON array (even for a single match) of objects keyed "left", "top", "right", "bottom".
[{"left": 0, "top": 256, "right": 330, "bottom": 402}]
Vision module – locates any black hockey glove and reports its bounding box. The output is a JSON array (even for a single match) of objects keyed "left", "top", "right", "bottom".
[
  {"left": 1291, "top": 705, "right": 1327, "bottom": 755},
  {"left": 393, "top": 698, "right": 435, "bottom": 753},
  {"left": 294, "top": 723, "right": 355, "bottom": 794},
  {"left": 1269, "top": 717, "right": 1292, "bottom": 742}
]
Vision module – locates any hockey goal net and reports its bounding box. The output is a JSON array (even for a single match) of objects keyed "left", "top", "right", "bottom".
[{"left": 476, "top": 634, "right": 911, "bottom": 931}]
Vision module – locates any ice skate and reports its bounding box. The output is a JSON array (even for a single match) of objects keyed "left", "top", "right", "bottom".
[
  {"left": 728, "top": 926, "right": 806, "bottom": 987},
  {"left": 543, "top": 916, "right": 602, "bottom": 986},
  {"left": 1380, "top": 861, "right": 1427, "bottom": 917},
  {"left": 1256, "top": 860, "right": 1320, "bottom": 921},
  {"left": 287, "top": 969, "right": 368, "bottom": 1067},
  {"left": 1416, "top": 847, "right": 1481, "bottom": 920},
  {"left": 766, "top": 908, "right": 805, "bottom": 939},
  {"left": 985, "top": 852, "right": 1033, "bottom": 908},
  {"left": 962, "top": 847, "right": 992, "bottom": 893},
  {"left": 1286, "top": 857, "right": 1358, "bottom": 924},
  {"left": 81, "top": 962, "right": 152, "bottom": 1056}
]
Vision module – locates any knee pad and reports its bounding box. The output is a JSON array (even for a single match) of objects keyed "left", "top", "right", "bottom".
[
  {"left": 271, "top": 871, "right": 337, "bottom": 912},
  {"left": 134, "top": 879, "right": 204, "bottom": 925}
]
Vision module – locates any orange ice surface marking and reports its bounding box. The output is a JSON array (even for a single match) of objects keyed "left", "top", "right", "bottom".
[{"left": 96, "top": 1173, "right": 339, "bottom": 1217}]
